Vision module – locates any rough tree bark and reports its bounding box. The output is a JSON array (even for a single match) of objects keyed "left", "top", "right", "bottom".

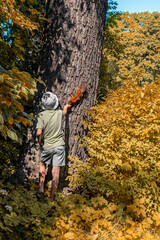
[
  {"left": 15, "top": 0, "right": 107, "bottom": 183},
  {"left": 37, "top": 0, "right": 107, "bottom": 155}
]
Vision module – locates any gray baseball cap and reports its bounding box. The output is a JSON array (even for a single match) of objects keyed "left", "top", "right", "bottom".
[{"left": 41, "top": 92, "right": 59, "bottom": 110}]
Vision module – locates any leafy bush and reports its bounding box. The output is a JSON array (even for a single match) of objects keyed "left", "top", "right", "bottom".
[
  {"left": 68, "top": 80, "right": 160, "bottom": 218},
  {"left": 43, "top": 193, "right": 160, "bottom": 240},
  {"left": 0, "top": 140, "right": 56, "bottom": 240},
  {"left": 0, "top": 139, "right": 20, "bottom": 180},
  {"left": 0, "top": 0, "right": 45, "bottom": 142},
  {"left": 0, "top": 181, "right": 55, "bottom": 240}
]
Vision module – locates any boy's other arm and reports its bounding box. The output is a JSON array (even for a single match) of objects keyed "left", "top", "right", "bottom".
[
  {"left": 37, "top": 128, "right": 42, "bottom": 149},
  {"left": 63, "top": 104, "right": 71, "bottom": 115}
]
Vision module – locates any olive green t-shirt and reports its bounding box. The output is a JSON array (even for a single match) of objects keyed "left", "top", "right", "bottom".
[{"left": 36, "top": 109, "right": 65, "bottom": 150}]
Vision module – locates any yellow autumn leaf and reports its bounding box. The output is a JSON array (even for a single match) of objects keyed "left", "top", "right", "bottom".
[
  {"left": 22, "top": 119, "right": 28, "bottom": 126},
  {"left": 20, "top": 91, "right": 28, "bottom": 100},
  {"left": 144, "top": 232, "right": 153, "bottom": 238},
  {"left": 152, "top": 213, "right": 160, "bottom": 221},
  {"left": 8, "top": 116, "right": 14, "bottom": 125},
  {"left": 156, "top": 221, "right": 160, "bottom": 226},
  {"left": 63, "top": 232, "right": 75, "bottom": 240},
  {"left": 14, "top": 101, "right": 24, "bottom": 111},
  {"left": 126, "top": 219, "right": 135, "bottom": 227},
  {"left": 117, "top": 237, "right": 126, "bottom": 240},
  {"left": 125, "top": 234, "right": 133, "bottom": 240},
  {"left": 126, "top": 228, "right": 134, "bottom": 235},
  {"left": 139, "top": 198, "right": 146, "bottom": 204},
  {"left": 108, "top": 203, "right": 117, "bottom": 212}
]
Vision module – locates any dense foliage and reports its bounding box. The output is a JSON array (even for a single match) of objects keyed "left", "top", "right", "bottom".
[
  {"left": 0, "top": 140, "right": 20, "bottom": 179},
  {"left": 1, "top": 79, "right": 159, "bottom": 239},
  {"left": 45, "top": 78, "right": 160, "bottom": 239},
  {"left": 71, "top": 79, "right": 160, "bottom": 216},
  {"left": 0, "top": 0, "right": 45, "bottom": 142},
  {"left": 0, "top": 181, "right": 56, "bottom": 240},
  {"left": 99, "top": 12, "right": 160, "bottom": 98},
  {"left": 114, "top": 12, "right": 160, "bottom": 84}
]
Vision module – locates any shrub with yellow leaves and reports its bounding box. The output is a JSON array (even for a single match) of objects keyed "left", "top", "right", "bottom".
[
  {"left": 0, "top": 67, "right": 37, "bottom": 141},
  {"left": 69, "top": 79, "right": 160, "bottom": 217},
  {"left": 43, "top": 193, "right": 160, "bottom": 240}
]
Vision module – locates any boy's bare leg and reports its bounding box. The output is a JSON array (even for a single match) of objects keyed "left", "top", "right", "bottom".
[
  {"left": 39, "top": 162, "right": 46, "bottom": 193},
  {"left": 50, "top": 166, "right": 60, "bottom": 201}
]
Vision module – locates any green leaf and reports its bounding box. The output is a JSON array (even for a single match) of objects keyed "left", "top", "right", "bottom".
[
  {"left": 0, "top": 114, "right": 4, "bottom": 124},
  {"left": 7, "top": 129, "right": 18, "bottom": 141}
]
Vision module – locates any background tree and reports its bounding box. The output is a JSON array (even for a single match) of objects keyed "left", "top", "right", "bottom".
[
  {"left": 101, "top": 11, "right": 160, "bottom": 91},
  {"left": 98, "top": 0, "right": 123, "bottom": 98},
  {"left": 115, "top": 12, "right": 160, "bottom": 84}
]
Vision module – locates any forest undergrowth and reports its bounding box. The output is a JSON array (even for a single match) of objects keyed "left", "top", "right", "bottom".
[
  {"left": 1, "top": 77, "right": 160, "bottom": 240},
  {"left": 1, "top": 2, "right": 159, "bottom": 239}
]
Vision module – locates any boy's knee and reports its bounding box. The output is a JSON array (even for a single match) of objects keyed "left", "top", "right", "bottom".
[
  {"left": 40, "top": 161, "right": 46, "bottom": 168},
  {"left": 52, "top": 175, "right": 59, "bottom": 182}
]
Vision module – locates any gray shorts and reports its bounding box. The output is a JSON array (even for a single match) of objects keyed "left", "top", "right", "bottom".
[{"left": 40, "top": 146, "right": 65, "bottom": 166}]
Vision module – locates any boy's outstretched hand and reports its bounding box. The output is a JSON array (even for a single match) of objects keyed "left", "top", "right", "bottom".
[{"left": 63, "top": 104, "right": 72, "bottom": 115}]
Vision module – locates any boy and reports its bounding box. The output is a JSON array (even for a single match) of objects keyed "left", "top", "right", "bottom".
[{"left": 36, "top": 92, "right": 71, "bottom": 201}]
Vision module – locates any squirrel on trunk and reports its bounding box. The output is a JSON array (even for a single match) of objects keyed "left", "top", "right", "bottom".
[{"left": 68, "top": 82, "right": 87, "bottom": 105}]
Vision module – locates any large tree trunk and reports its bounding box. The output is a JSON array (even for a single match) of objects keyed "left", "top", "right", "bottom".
[
  {"left": 37, "top": 0, "right": 107, "bottom": 156},
  {"left": 14, "top": 0, "right": 107, "bottom": 183}
]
